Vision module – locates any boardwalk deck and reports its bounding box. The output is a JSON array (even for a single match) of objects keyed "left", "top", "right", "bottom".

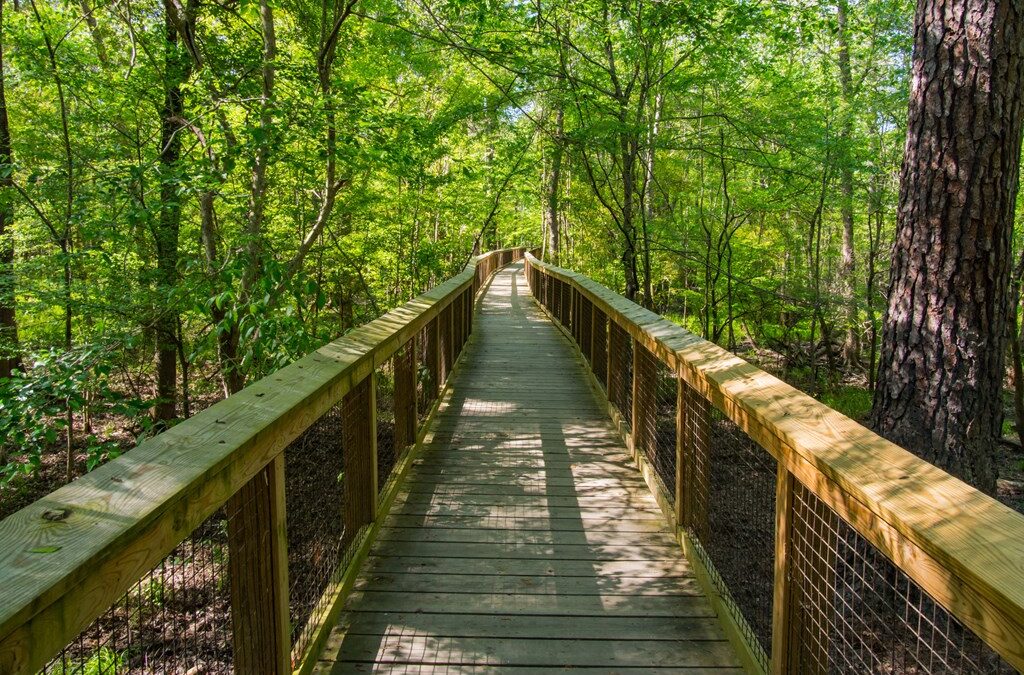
[{"left": 314, "top": 263, "right": 741, "bottom": 673}]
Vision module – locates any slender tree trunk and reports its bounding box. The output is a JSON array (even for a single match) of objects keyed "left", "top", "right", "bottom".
[
  {"left": 546, "top": 107, "right": 563, "bottom": 265},
  {"left": 0, "top": 0, "right": 18, "bottom": 379},
  {"left": 78, "top": 0, "right": 108, "bottom": 64},
  {"left": 838, "top": 0, "right": 860, "bottom": 367},
  {"left": 620, "top": 128, "right": 640, "bottom": 301},
  {"left": 153, "top": 0, "right": 191, "bottom": 421},
  {"left": 866, "top": 169, "right": 884, "bottom": 391},
  {"left": 872, "top": 0, "right": 1024, "bottom": 494},
  {"left": 640, "top": 92, "right": 662, "bottom": 309},
  {"left": 1010, "top": 251, "right": 1024, "bottom": 448}
]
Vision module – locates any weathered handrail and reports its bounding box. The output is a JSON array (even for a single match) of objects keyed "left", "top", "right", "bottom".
[
  {"left": 525, "top": 252, "right": 1024, "bottom": 674},
  {"left": 0, "top": 246, "right": 527, "bottom": 674}
]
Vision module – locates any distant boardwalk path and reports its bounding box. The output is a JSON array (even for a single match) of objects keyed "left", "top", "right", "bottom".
[{"left": 315, "top": 262, "right": 741, "bottom": 673}]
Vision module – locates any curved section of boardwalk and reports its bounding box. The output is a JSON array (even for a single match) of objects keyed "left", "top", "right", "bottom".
[{"left": 315, "top": 263, "right": 741, "bottom": 673}]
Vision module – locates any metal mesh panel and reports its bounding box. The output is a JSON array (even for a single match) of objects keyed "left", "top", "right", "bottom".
[
  {"left": 608, "top": 321, "right": 633, "bottom": 430},
  {"left": 579, "top": 295, "right": 593, "bottom": 363},
  {"left": 787, "top": 481, "right": 1017, "bottom": 674},
  {"left": 593, "top": 309, "right": 608, "bottom": 388},
  {"left": 560, "top": 279, "right": 571, "bottom": 325},
  {"left": 417, "top": 321, "right": 438, "bottom": 424},
  {"left": 376, "top": 355, "right": 397, "bottom": 500},
  {"left": 684, "top": 384, "right": 775, "bottom": 670},
  {"left": 43, "top": 511, "right": 234, "bottom": 674},
  {"left": 633, "top": 343, "right": 676, "bottom": 502},
  {"left": 284, "top": 402, "right": 345, "bottom": 657},
  {"left": 439, "top": 304, "right": 452, "bottom": 385}
]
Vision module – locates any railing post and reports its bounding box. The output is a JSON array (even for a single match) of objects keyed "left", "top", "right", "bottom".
[
  {"left": 343, "top": 373, "right": 378, "bottom": 545},
  {"left": 226, "top": 453, "right": 291, "bottom": 674},
  {"left": 675, "top": 375, "right": 686, "bottom": 526},
  {"left": 771, "top": 464, "right": 796, "bottom": 675}
]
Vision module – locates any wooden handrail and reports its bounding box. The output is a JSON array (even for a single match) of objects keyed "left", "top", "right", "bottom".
[
  {"left": 0, "top": 246, "right": 527, "bottom": 674},
  {"left": 524, "top": 251, "right": 1024, "bottom": 672}
]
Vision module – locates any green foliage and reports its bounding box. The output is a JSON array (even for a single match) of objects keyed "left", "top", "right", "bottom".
[
  {"left": 0, "top": 0, "right": 921, "bottom": 497},
  {"left": 0, "top": 345, "right": 150, "bottom": 483},
  {"left": 48, "top": 648, "right": 127, "bottom": 675}
]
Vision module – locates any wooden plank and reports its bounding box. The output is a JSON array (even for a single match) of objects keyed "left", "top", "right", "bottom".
[
  {"left": 318, "top": 664, "right": 745, "bottom": 675},
  {"left": 771, "top": 464, "right": 795, "bottom": 674},
  {"left": 227, "top": 454, "right": 291, "bottom": 674},
  {"left": 374, "top": 526, "right": 678, "bottom": 546},
  {"left": 370, "top": 540, "right": 681, "bottom": 561},
  {"left": 343, "top": 589, "right": 716, "bottom": 617},
  {"left": 328, "top": 635, "right": 738, "bottom": 668},
  {"left": 389, "top": 504, "right": 663, "bottom": 520},
  {"left": 334, "top": 612, "right": 722, "bottom": 640},
  {"left": 342, "top": 374, "right": 377, "bottom": 545},
  {"left": 384, "top": 514, "right": 669, "bottom": 532},
  {"left": 362, "top": 556, "right": 694, "bottom": 578},
  {"left": 350, "top": 573, "right": 703, "bottom": 596}
]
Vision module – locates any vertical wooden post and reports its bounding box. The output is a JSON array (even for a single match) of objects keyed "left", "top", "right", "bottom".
[
  {"left": 227, "top": 453, "right": 291, "bottom": 674},
  {"left": 675, "top": 375, "right": 686, "bottom": 527},
  {"left": 772, "top": 464, "right": 796, "bottom": 675},
  {"left": 343, "top": 373, "right": 378, "bottom": 546}
]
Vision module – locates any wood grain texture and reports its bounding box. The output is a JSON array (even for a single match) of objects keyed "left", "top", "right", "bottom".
[{"left": 317, "top": 263, "right": 739, "bottom": 672}]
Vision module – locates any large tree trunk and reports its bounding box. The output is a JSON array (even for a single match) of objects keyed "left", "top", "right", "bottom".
[
  {"left": 871, "top": 0, "right": 1024, "bottom": 494},
  {"left": 0, "top": 0, "right": 18, "bottom": 379},
  {"left": 837, "top": 0, "right": 860, "bottom": 367}
]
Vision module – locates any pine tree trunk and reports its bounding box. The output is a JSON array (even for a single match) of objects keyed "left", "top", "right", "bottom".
[{"left": 872, "top": 0, "right": 1024, "bottom": 494}]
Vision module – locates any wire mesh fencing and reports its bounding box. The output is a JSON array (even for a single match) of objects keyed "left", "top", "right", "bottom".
[
  {"left": 284, "top": 402, "right": 345, "bottom": 659},
  {"left": 579, "top": 295, "right": 593, "bottom": 364},
  {"left": 786, "top": 481, "right": 1017, "bottom": 674},
  {"left": 376, "top": 356, "right": 397, "bottom": 501},
  {"left": 560, "top": 278, "right": 571, "bottom": 326},
  {"left": 417, "top": 320, "right": 438, "bottom": 425},
  {"left": 681, "top": 381, "right": 776, "bottom": 671},
  {"left": 608, "top": 321, "right": 633, "bottom": 430},
  {"left": 42, "top": 512, "right": 234, "bottom": 675},
  {"left": 633, "top": 342, "right": 677, "bottom": 502},
  {"left": 592, "top": 308, "right": 608, "bottom": 389}
]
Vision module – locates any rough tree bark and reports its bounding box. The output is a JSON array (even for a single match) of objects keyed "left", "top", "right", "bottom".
[
  {"left": 872, "top": 0, "right": 1024, "bottom": 493},
  {"left": 0, "top": 0, "right": 18, "bottom": 379}
]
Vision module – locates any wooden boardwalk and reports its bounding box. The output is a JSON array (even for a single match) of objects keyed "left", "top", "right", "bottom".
[{"left": 315, "top": 263, "right": 741, "bottom": 673}]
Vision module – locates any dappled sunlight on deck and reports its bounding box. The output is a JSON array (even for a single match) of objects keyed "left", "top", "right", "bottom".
[{"left": 314, "top": 262, "right": 740, "bottom": 673}]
